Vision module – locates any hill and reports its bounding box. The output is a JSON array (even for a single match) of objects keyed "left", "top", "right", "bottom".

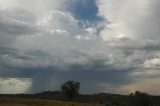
[{"left": 0, "top": 91, "right": 160, "bottom": 105}]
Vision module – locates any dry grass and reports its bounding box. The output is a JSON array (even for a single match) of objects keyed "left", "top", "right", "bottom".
[{"left": 0, "top": 97, "right": 103, "bottom": 106}]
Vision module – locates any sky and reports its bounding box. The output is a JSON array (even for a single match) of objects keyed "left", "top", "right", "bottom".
[{"left": 0, "top": 0, "right": 160, "bottom": 95}]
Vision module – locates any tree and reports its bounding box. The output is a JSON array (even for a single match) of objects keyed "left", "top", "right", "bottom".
[
  {"left": 61, "top": 80, "right": 80, "bottom": 102},
  {"left": 129, "top": 91, "right": 151, "bottom": 106}
]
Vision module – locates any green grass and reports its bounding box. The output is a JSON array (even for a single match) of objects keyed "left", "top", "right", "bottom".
[{"left": 0, "top": 97, "right": 104, "bottom": 106}]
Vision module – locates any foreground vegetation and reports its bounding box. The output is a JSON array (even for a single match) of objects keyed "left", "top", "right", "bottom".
[
  {"left": 0, "top": 91, "right": 160, "bottom": 106},
  {"left": 0, "top": 97, "right": 102, "bottom": 106}
]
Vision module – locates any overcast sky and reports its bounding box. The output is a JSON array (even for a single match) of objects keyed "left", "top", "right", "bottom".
[{"left": 0, "top": 0, "right": 160, "bottom": 95}]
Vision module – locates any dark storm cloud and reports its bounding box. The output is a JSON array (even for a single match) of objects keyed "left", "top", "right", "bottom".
[
  {"left": 0, "top": 0, "right": 160, "bottom": 94},
  {"left": 26, "top": 62, "right": 134, "bottom": 93},
  {"left": 21, "top": 67, "right": 55, "bottom": 93},
  {"left": 0, "top": 46, "right": 54, "bottom": 79},
  {"left": 0, "top": 45, "right": 135, "bottom": 93},
  {"left": 42, "top": 60, "right": 134, "bottom": 94},
  {"left": 0, "top": 46, "right": 32, "bottom": 60},
  {"left": 0, "top": 8, "right": 37, "bottom": 35}
]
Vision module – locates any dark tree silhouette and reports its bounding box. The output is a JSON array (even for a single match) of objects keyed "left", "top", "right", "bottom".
[
  {"left": 61, "top": 80, "right": 80, "bottom": 102},
  {"left": 129, "top": 91, "right": 151, "bottom": 106}
]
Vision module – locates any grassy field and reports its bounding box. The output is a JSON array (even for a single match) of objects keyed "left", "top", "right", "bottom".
[{"left": 0, "top": 97, "right": 103, "bottom": 106}]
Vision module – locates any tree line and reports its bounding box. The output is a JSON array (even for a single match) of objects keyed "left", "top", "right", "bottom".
[{"left": 61, "top": 80, "right": 158, "bottom": 106}]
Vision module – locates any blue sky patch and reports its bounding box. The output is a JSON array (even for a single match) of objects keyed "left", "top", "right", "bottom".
[{"left": 67, "top": 0, "right": 103, "bottom": 27}]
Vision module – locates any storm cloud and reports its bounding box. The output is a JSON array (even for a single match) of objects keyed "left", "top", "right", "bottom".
[{"left": 0, "top": 0, "right": 160, "bottom": 94}]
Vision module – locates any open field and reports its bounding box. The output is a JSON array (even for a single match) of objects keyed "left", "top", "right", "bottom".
[
  {"left": 0, "top": 91, "right": 160, "bottom": 106},
  {"left": 0, "top": 97, "right": 103, "bottom": 106}
]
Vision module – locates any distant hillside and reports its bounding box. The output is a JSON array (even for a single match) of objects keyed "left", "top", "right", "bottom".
[{"left": 0, "top": 91, "right": 160, "bottom": 105}]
